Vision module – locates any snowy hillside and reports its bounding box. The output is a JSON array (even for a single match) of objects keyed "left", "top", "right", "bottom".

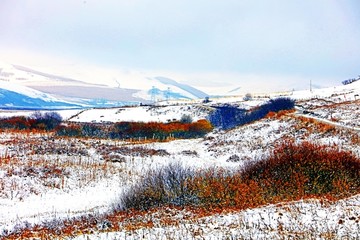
[
  {"left": 291, "top": 79, "right": 360, "bottom": 100},
  {"left": 1, "top": 66, "right": 360, "bottom": 238},
  {"left": 3, "top": 76, "right": 360, "bottom": 121},
  {"left": 0, "top": 62, "right": 210, "bottom": 106},
  {"left": 1, "top": 96, "right": 360, "bottom": 238},
  {"left": 0, "top": 81, "right": 81, "bottom": 109},
  {"left": 67, "top": 104, "right": 212, "bottom": 123}
]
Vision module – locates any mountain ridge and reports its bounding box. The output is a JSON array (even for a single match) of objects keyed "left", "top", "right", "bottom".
[
  {"left": 0, "top": 81, "right": 81, "bottom": 110},
  {"left": 0, "top": 62, "right": 210, "bottom": 109},
  {"left": 0, "top": 64, "right": 207, "bottom": 103}
]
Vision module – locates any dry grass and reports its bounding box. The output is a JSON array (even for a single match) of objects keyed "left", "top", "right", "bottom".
[
  {"left": 0, "top": 132, "right": 119, "bottom": 201},
  {"left": 2, "top": 106, "right": 360, "bottom": 239}
]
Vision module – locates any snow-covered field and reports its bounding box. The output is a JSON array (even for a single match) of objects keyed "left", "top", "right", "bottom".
[
  {"left": 66, "top": 104, "right": 213, "bottom": 123},
  {"left": 1, "top": 82, "right": 360, "bottom": 239},
  {"left": 73, "top": 195, "right": 360, "bottom": 240}
]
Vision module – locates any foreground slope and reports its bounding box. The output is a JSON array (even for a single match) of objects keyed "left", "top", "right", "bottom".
[{"left": 1, "top": 94, "right": 360, "bottom": 239}]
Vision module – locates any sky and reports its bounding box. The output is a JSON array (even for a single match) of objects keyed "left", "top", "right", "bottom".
[{"left": 0, "top": 0, "right": 360, "bottom": 94}]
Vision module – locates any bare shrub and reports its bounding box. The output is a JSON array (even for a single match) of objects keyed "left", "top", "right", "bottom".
[
  {"left": 117, "top": 162, "right": 198, "bottom": 211},
  {"left": 226, "top": 154, "right": 240, "bottom": 162},
  {"left": 118, "top": 141, "right": 360, "bottom": 211}
]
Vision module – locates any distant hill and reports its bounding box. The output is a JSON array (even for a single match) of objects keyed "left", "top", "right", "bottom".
[
  {"left": 0, "top": 62, "right": 209, "bottom": 107},
  {"left": 0, "top": 81, "right": 81, "bottom": 110},
  {"left": 154, "top": 76, "right": 208, "bottom": 99}
]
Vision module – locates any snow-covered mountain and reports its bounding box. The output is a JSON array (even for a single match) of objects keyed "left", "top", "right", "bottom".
[
  {"left": 0, "top": 80, "right": 81, "bottom": 110},
  {"left": 0, "top": 62, "right": 209, "bottom": 109},
  {"left": 130, "top": 76, "right": 209, "bottom": 102}
]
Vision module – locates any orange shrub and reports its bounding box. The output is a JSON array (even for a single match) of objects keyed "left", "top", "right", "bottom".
[
  {"left": 242, "top": 141, "right": 360, "bottom": 199},
  {"left": 189, "top": 119, "right": 213, "bottom": 135},
  {"left": 58, "top": 120, "right": 213, "bottom": 140},
  {"left": 266, "top": 111, "right": 276, "bottom": 118},
  {"left": 188, "top": 141, "right": 360, "bottom": 210}
]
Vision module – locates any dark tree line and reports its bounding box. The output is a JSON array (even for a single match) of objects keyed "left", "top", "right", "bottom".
[
  {"left": 209, "top": 98, "right": 295, "bottom": 130},
  {"left": 342, "top": 76, "right": 360, "bottom": 85}
]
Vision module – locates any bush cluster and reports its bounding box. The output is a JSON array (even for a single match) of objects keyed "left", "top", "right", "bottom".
[
  {"left": 117, "top": 163, "right": 198, "bottom": 211},
  {"left": 0, "top": 112, "right": 62, "bottom": 131},
  {"left": 209, "top": 97, "right": 295, "bottom": 130},
  {"left": 200, "top": 141, "right": 360, "bottom": 207},
  {"left": 119, "top": 141, "right": 360, "bottom": 211},
  {"left": 56, "top": 119, "right": 213, "bottom": 140}
]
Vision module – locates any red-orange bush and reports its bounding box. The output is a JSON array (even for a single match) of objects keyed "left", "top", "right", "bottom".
[
  {"left": 57, "top": 120, "right": 213, "bottom": 140},
  {"left": 240, "top": 141, "right": 360, "bottom": 201},
  {"left": 167, "top": 141, "right": 360, "bottom": 210},
  {"left": 0, "top": 113, "right": 62, "bottom": 131},
  {"left": 0, "top": 116, "right": 30, "bottom": 129},
  {"left": 266, "top": 109, "right": 295, "bottom": 119}
]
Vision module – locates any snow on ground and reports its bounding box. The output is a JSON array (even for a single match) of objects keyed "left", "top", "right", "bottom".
[
  {"left": 67, "top": 104, "right": 212, "bottom": 123},
  {"left": 1, "top": 105, "right": 360, "bottom": 237},
  {"left": 0, "top": 131, "right": 219, "bottom": 235},
  {"left": 0, "top": 178, "right": 122, "bottom": 233},
  {"left": 1, "top": 84, "right": 360, "bottom": 238},
  {"left": 291, "top": 80, "right": 360, "bottom": 101},
  {"left": 0, "top": 110, "right": 35, "bottom": 118},
  {"left": 74, "top": 194, "right": 360, "bottom": 240},
  {"left": 0, "top": 109, "right": 83, "bottom": 121},
  {"left": 0, "top": 133, "right": 123, "bottom": 234},
  {"left": 297, "top": 99, "right": 360, "bottom": 130}
]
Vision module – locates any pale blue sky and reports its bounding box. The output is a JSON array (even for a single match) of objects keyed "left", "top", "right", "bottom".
[{"left": 0, "top": 0, "right": 359, "bottom": 92}]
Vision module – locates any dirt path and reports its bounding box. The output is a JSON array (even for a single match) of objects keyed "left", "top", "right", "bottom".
[{"left": 295, "top": 111, "right": 360, "bottom": 132}]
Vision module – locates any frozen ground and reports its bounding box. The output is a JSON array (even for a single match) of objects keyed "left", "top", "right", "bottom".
[
  {"left": 1, "top": 82, "right": 360, "bottom": 238},
  {"left": 73, "top": 195, "right": 360, "bottom": 240},
  {"left": 1, "top": 108, "right": 360, "bottom": 238}
]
